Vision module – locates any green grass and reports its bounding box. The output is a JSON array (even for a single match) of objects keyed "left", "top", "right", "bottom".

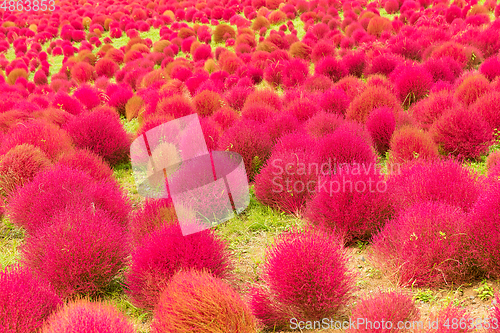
[{"left": 0, "top": 217, "right": 23, "bottom": 270}]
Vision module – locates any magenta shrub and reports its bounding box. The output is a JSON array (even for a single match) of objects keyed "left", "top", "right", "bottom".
[
  {"left": 281, "top": 59, "right": 309, "bottom": 88},
  {"left": 264, "top": 111, "right": 300, "bottom": 142},
  {"left": 489, "top": 295, "right": 500, "bottom": 333},
  {"left": 55, "top": 149, "right": 114, "bottom": 182},
  {"left": 21, "top": 205, "right": 129, "bottom": 298},
  {"left": 305, "top": 111, "right": 344, "bottom": 138},
  {"left": 250, "top": 228, "right": 355, "bottom": 329},
  {"left": 305, "top": 164, "right": 393, "bottom": 244},
  {"left": 254, "top": 144, "right": 318, "bottom": 215},
  {"left": 366, "top": 107, "right": 396, "bottom": 155},
  {"left": 348, "top": 290, "right": 420, "bottom": 333},
  {"left": 315, "top": 56, "right": 348, "bottom": 83},
  {"left": 470, "top": 91, "right": 500, "bottom": 133},
  {"left": 426, "top": 305, "right": 473, "bottom": 333},
  {"left": 63, "top": 108, "right": 130, "bottom": 165},
  {"left": 315, "top": 126, "right": 378, "bottom": 167},
  {"left": 126, "top": 223, "right": 233, "bottom": 310},
  {"left": 371, "top": 201, "right": 472, "bottom": 287},
  {"left": 0, "top": 119, "right": 74, "bottom": 161},
  {"left": 72, "top": 84, "right": 101, "bottom": 110},
  {"left": 217, "top": 119, "right": 273, "bottom": 181},
  {"left": 0, "top": 265, "right": 62, "bottom": 333},
  {"left": 430, "top": 107, "right": 493, "bottom": 160},
  {"left": 391, "top": 64, "right": 434, "bottom": 107},
  {"left": 7, "top": 165, "right": 131, "bottom": 234},
  {"left": 42, "top": 300, "right": 135, "bottom": 333},
  {"left": 284, "top": 98, "right": 320, "bottom": 122},
  {"left": 410, "top": 91, "right": 461, "bottom": 130},
  {"left": 467, "top": 182, "right": 500, "bottom": 278},
  {"left": 318, "top": 88, "right": 350, "bottom": 115},
  {"left": 387, "top": 159, "right": 484, "bottom": 213},
  {"left": 388, "top": 126, "right": 439, "bottom": 167},
  {"left": 0, "top": 144, "right": 51, "bottom": 200},
  {"left": 480, "top": 57, "right": 500, "bottom": 81}
]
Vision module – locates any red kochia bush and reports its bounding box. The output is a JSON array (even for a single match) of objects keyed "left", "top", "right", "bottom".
[
  {"left": 42, "top": 300, "right": 135, "bottom": 333},
  {"left": 315, "top": 125, "right": 378, "bottom": 167},
  {"left": 425, "top": 305, "right": 473, "bottom": 333},
  {"left": 250, "top": 228, "right": 355, "bottom": 329},
  {"left": 129, "top": 198, "right": 177, "bottom": 246},
  {"left": 152, "top": 269, "right": 257, "bottom": 333},
  {"left": 0, "top": 119, "right": 74, "bottom": 161},
  {"left": 467, "top": 182, "right": 500, "bottom": 279},
  {"left": 0, "top": 265, "right": 62, "bottom": 333},
  {"left": 371, "top": 202, "right": 471, "bottom": 287},
  {"left": 387, "top": 159, "right": 483, "bottom": 214},
  {"left": 281, "top": 59, "right": 309, "bottom": 88},
  {"left": 0, "top": 144, "right": 51, "bottom": 200},
  {"left": 126, "top": 223, "right": 233, "bottom": 310},
  {"left": 319, "top": 88, "right": 350, "bottom": 115},
  {"left": 95, "top": 57, "right": 119, "bottom": 78},
  {"left": 454, "top": 73, "right": 491, "bottom": 106},
  {"left": 7, "top": 165, "right": 131, "bottom": 234},
  {"left": 52, "top": 91, "right": 85, "bottom": 115},
  {"left": 70, "top": 61, "right": 95, "bottom": 84},
  {"left": 254, "top": 134, "right": 318, "bottom": 215},
  {"left": 410, "top": 91, "right": 461, "bottom": 130},
  {"left": 72, "top": 84, "right": 101, "bottom": 110},
  {"left": 22, "top": 206, "right": 128, "bottom": 298},
  {"left": 305, "top": 111, "right": 344, "bottom": 138},
  {"left": 315, "top": 56, "right": 348, "bottom": 83},
  {"left": 490, "top": 295, "right": 500, "bottom": 332},
  {"left": 391, "top": 65, "right": 434, "bottom": 107},
  {"left": 348, "top": 291, "right": 420, "bottom": 333},
  {"left": 480, "top": 57, "right": 500, "bottom": 81},
  {"left": 430, "top": 107, "right": 493, "bottom": 160},
  {"left": 346, "top": 86, "right": 399, "bottom": 123},
  {"left": 366, "top": 107, "right": 396, "bottom": 155},
  {"left": 305, "top": 164, "right": 393, "bottom": 244},
  {"left": 217, "top": 119, "right": 273, "bottom": 181},
  {"left": 470, "top": 92, "right": 500, "bottom": 133},
  {"left": 56, "top": 149, "right": 114, "bottom": 182},
  {"left": 388, "top": 126, "right": 439, "bottom": 167},
  {"left": 63, "top": 108, "right": 130, "bottom": 166}
]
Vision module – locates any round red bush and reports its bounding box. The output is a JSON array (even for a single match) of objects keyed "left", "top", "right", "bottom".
[
  {"left": 386, "top": 159, "right": 484, "bottom": 214},
  {"left": 0, "top": 265, "right": 62, "bottom": 333},
  {"left": 217, "top": 119, "right": 273, "bottom": 181},
  {"left": 21, "top": 205, "right": 129, "bottom": 298},
  {"left": 430, "top": 107, "right": 493, "bottom": 160},
  {"left": 70, "top": 61, "right": 95, "bottom": 84},
  {"left": 388, "top": 126, "right": 439, "bottom": 167},
  {"left": 410, "top": 91, "right": 461, "bottom": 130},
  {"left": 371, "top": 201, "right": 472, "bottom": 287},
  {"left": 55, "top": 149, "right": 114, "bottom": 182},
  {"left": 348, "top": 291, "right": 420, "bottom": 333},
  {"left": 152, "top": 269, "right": 257, "bottom": 333},
  {"left": 95, "top": 58, "right": 119, "bottom": 78},
  {"left": 305, "top": 163, "right": 393, "bottom": 244},
  {"left": 454, "top": 73, "right": 491, "bottom": 106},
  {"left": 126, "top": 223, "right": 233, "bottom": 310},
  {"left": 63, "top": 108, "right": 130, "bottom": 165},
  {"left": 346, "top": 86, "right": 399, "bottom": 123},
  {"left": 0, "top": 119, "right": 74, "bottom": 161},
  {"left": 0, "top": 144, "right": 51, "bottom": 201},
  {"left": 305, "top": 111, "right": 344, "bottom": 138},
  {"left": 391, "top": 64, "right": 434, "bottom": 107},
  {"left": 250, "top": 228, "right": 355, "bottom": 329},
  {"left": 470, "top": 91, "right": 500, "bottom": 133},
  {"left": 366, "top": 107, "right": 396, "bottom": 155},
  {"left": 7, "top": 165, "right": 131, "bottom": 234},
  {"left": 42, "top": 300, "right": 135, "bottom": 333},
  {"left": 315, "top": 56, "right": 348, "bottom": 83},
  {"left": 281, "top": 59, "right": 309, "bottom": 88},
  {"left": 72, "top": 84, "right": 101, "bottom": 110}
]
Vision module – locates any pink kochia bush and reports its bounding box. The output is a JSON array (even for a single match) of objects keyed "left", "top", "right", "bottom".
[
  {"left": 430, "top": 107, "right": 493, "bottom": 160},
  {"left": 305, "top": 164, "right": 394, "bottom": 245},
  {"left": 42, "top": 300, "right": 135, "bottom": 333},
  {"left": 126, "top": 223, "right": 233, "bottom": 311},
  {"left": 21, "top": 206, "right": 129, "bottom": 298},
  {"left": 387, "top": 159, "right": 483, "bottom": 214},
  {"left": 217, "top": 119, "right": 273, "bottom": 181},
  {"left": 254, "top": 133, "right": 318, "bottom": 215},
  {"left": 391, "top": 65, "right": 434, "bottom": 107},
  {"left": 55, "top": 149, "right": 114, "bottom": 182},
  {"left": 63, "top": 108, "right": 131, "bottom": 166},
  {"left": 366, "top": 107, "right": 396, "bottom": 155},
  {"left": 0, "top": 265, "right": 62, "bottom": 333},
  {"left": 152, "top": 269, "right": 257, "bottom": 333},
  {"left": 424, "top": 305, "right": 473, "bottom": 333},
  {"left": 0, "top": 119, "right": 74, "bottom": 161},
  {"left": 348, "top": 290, "right": 420, "bottom": 333},
  {"left": 467, "top": 182, "right": 500, "bottom": 279},
  {"left": 370, "top": 202, "right": 472, "bottom": 287},
  {"left": 250, "top": 228, "right": 355, "bottom": 329},
  {"left": 489, "top": 294, "right": 500, "bottom": 333},
  {"left": 8, "top": 165, "right": 131, "bottom": 234}
]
